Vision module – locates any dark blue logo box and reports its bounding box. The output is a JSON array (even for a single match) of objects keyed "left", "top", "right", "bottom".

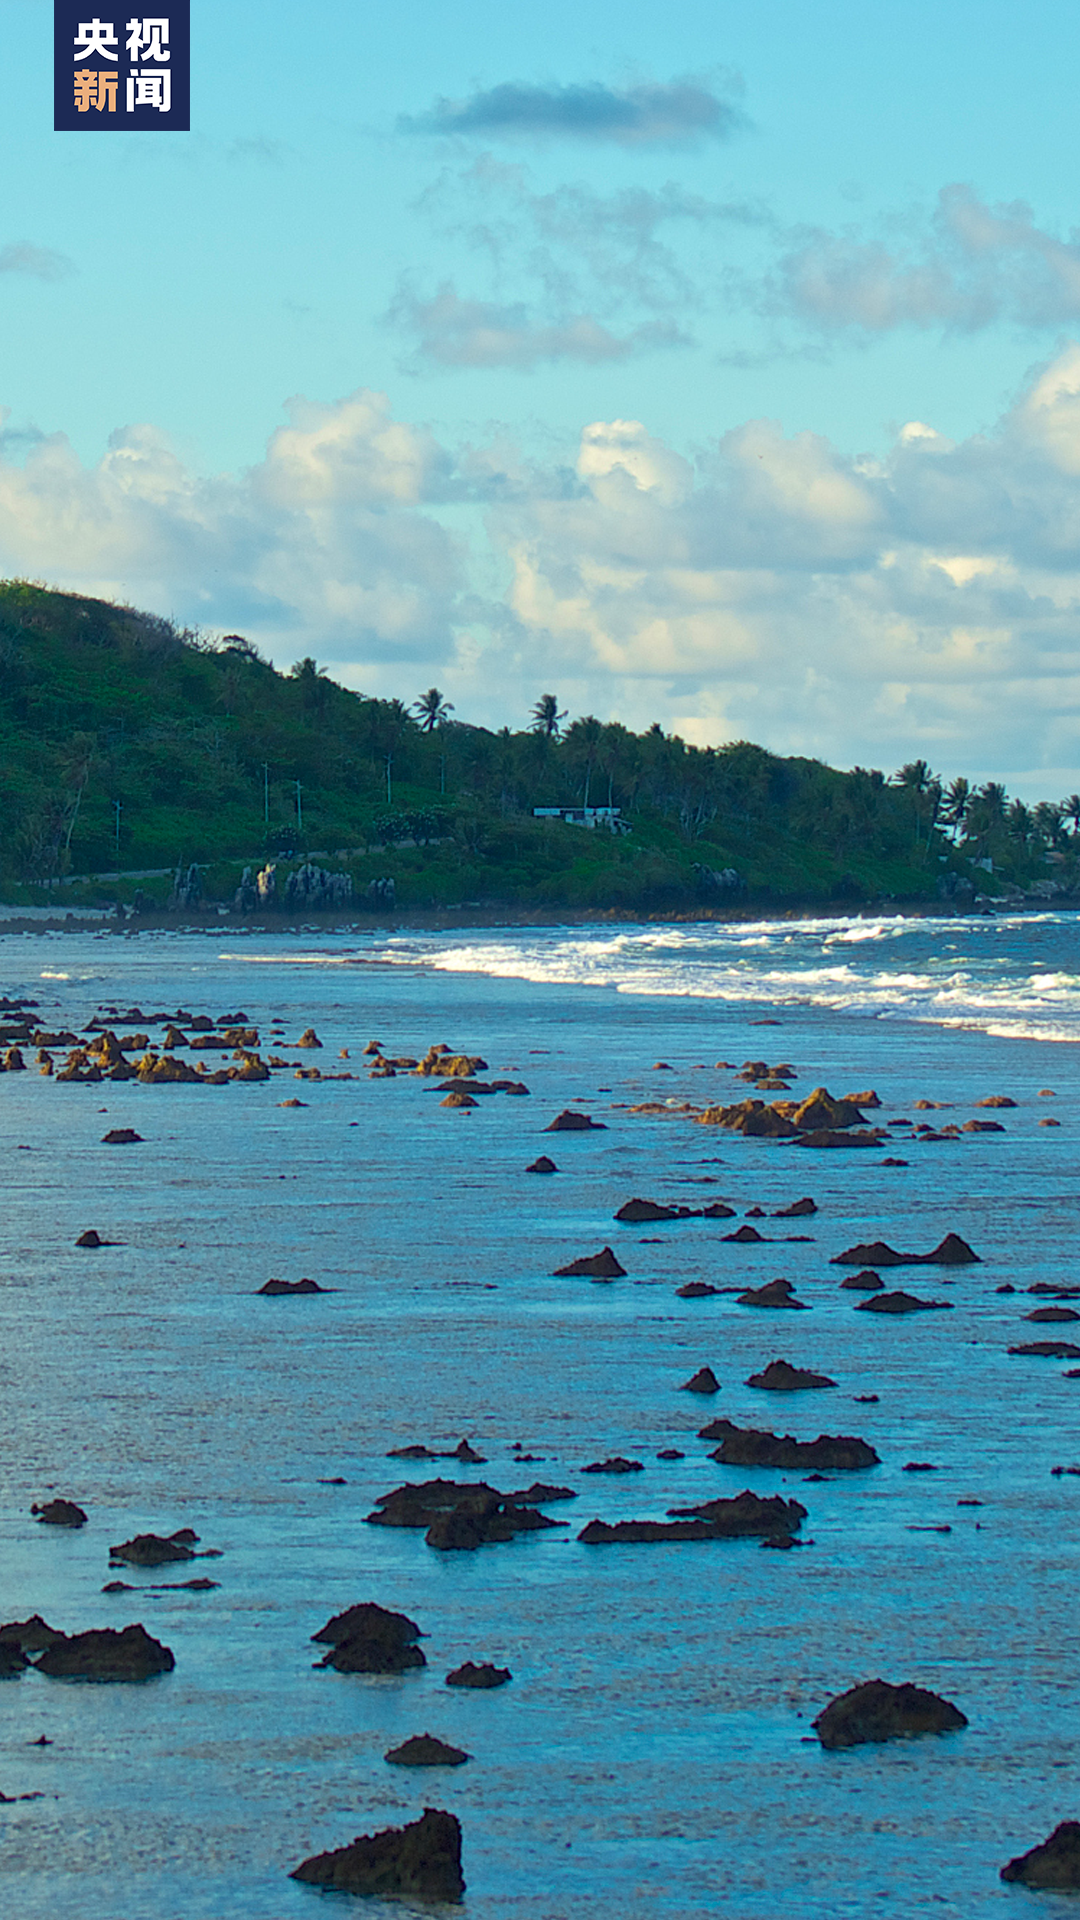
[{"left": 54, "top": 5, "right": 189, "bottom": 130}]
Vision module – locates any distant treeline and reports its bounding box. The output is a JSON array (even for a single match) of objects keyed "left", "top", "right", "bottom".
[{"left": 0, "top": 580, "right": 1073, "bottom": 908}]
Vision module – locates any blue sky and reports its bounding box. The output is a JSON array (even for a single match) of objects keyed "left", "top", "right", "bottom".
[{"left": 3, "top": 0, "right": 1080, "bottom": 794}]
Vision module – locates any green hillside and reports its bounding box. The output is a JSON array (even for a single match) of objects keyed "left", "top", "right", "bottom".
[{"left": 0, "top": 580, "right": 1074, "bottom": 914}]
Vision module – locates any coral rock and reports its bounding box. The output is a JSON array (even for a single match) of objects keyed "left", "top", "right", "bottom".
[
  {"left": 291, "top": 1807, "right": 464, "bottom": 1902},
  {"left": 813, "top": 1678, "right": 967, "bottom": 1749}
]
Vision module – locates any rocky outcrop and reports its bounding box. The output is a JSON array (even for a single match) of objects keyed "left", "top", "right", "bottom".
[
  {"left": 839, "top": 1269, "right": 883, "bottom": 1290},
  {"left": 101, "top": 1128, "right": 142, "bottom": 1145},
  {"left": 746, "top": 1360, "right": 836, "bottom": 1391},
  {"left": 813, "top": 1678, "right": 967, "bottom": 1748},
  {"left": 724, "top": 1225, "right": 765, "bottom": 1244},
  {"left": 385, "top": 1733, "right": 470, "bottom": 1767},
  {"left": 677, "top": 1281, "right": 721, "bottom": 1297},
  {"left": 313, "top": 1601, "right": 426, "bottom": 1672},
  {"left": 773, "top": 1197, "right": 817, "bottom": 1217},
  {"left": 365, "top": 1479, "right": 566, "bottom": 1550},
  {"left": 36, "top": 1623, "right": 175, "bottom": 1681},
  {"left": 553, "top": 1247, "right": 626, "bottom": 1278},
  {"left": 445, "top": 1661, "right": 511, "bottom": 1688},
  {"left": 975, "top": 1094, "right": 1016, "bottom": 1108},
  {"left": 0, "top": 1644, "right": 28, "bottom": 1677},
  {"left": 290, "top": 1807, "right": 464, "bottom": 1902},
  {"left": 257, "top": 1277, "right": 327, "bottom": 1294},
  {"left": 582, "top": 1457, "right": 644, "bottom": 1474},
  {"left": 695, "top": 1100, "right": 799, "bottom": 1137},
  {"left": 831, "top": 1234, "right": 979, "bottom": 1266},
  {"left": 615, "top": 1198, "right": 683, "bottom": 1222},
  {"left": 580, "top": 1488, "right": 806, "bottom": 1544},
  {"left": 1025, "top": 1306, "right": 1080, "bottom": 1323},
  {"left": 700, "top": 1417, "right": 879, "bottom": 1470},
  {"left": 855, "top": 1291, "right": 955, "bottom": 1314},
  {"left": 737, "top": 1279, "right": 807, "bottom": 1309},
  {"left": 1009, "top": 1340, "right": 1080, "bottom": 1358},
  {"left": 544, "top": 1110, "right": 607, "bottom": 1132},
  {"left": 0, "top": 1615, "right": 62, "bottom": 1653},
  {"left": 795, "top": 1127, "right": 885, "bottom": 1149},
  {"left": 681, "top": 1367, "right": 720, "bottom": 1394},
  {"left": 1001, "top": 1822, "right": 1080, "bottom": 1888},
  {"left": 32, "top": 1498, "right": 87, "bottom": 1527},
  {"left": 108, "top": 1530, "right": 198, "bottom": 1566},
  {"left": 526, "top": 1155, "right": 558, "bottom": 1173}
]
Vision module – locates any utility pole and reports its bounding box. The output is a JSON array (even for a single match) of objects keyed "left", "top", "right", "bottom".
[
  {"left": 114, "top": 799, "right": 122, "bottom": 865},
  {"left": 386, "top": 754, "right": 393, "bottom": 806},
  {"left": 262, "top": 763, "right": 270, "bottom": 826},
  {"left": 295, "top": 781, "right": 303, "bottom": 835}
]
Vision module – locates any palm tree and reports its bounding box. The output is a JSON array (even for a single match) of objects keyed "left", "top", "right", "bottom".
[
  {"left": 941, "top": 776, "right": 970, "bottom": 843},
  {"left": 564, "top": 715, "right": 604, "bottom": 807},
  {"left": 530, "top": 693, "right": 567, "bottom": 739},
  {"left": 413, "top": 688, "right": 454, "bottom": 732},
  {"left": 1061, "top": 793, "right": 1080, "bottom": 837},
  {"left": 290, "top": 656, "right": 331, "bottom": 717},
  {"left": 1032, "top": 800, "right": 1066, "bottom": 851}
]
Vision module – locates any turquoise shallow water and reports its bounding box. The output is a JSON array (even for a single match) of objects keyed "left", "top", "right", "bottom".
[{"left": 1, "top": 915, "right": 1080, "bottom": 1917}]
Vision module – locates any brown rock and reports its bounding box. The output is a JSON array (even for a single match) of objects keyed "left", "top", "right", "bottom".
[
  {"left": 544, "top": 1109, "right": 607, "bottom": 1132},
  {"left": 32, "top": 1498, "right": 87, "bottom": 1527},
  {"left": 975, "top": 1094, "right": 1016, "bottom": 1107},
  {"left": 0, "top": 1615, "right": 62, "bottom": 1652},
  {"left": 855, "top": 1291, "right": 954, "bottom": 1314},
  {"left": 839, "top": 1269, "right": 883, "bottom": 1291},
  {"left": 700, "top": 1417, "right": 879, "bottom": 1470},
  {"left": 314, "top": 1598, "right": 426, "bottom": 1673},
  {"left": 746, "top": 1359, "right": 836, "bottom": 1391},
  {"left": 725, "top": 1225, "right": 765, "bottom": 1244},
  {"left": 101, "top": 1128, "right": 143, "bottom": 1144},
  {"left": 843, "top": 1089, "right": 882, "bottom": 1107},
  {"left": 526, "top": 1155, "right": 558, "bottom": 1172},
  {"left": 681, "top": 1366, "right": 720, "bottom": 1393},
  {"left": 1002, "top": 1822, "right": 1080, "bottom": 1888},
  {"left": 582, "top": 1457, "right": 643, "bottom": 1474},
  {"left": 290, "top": 1807, "right": 464, "bottom": 1902},
  {"left": 553, "top": 1246, "right": 626, "bottom": 1278},
  {"left": 615, "top": 1197, "right": 682, "bottom": 1222},
  {"left": 446, "top": 1661, "right": 511, "bottom": 1688},
  {"left": 737, "top": 1278, "right": 807, "bottom": 1309},
  {"left": 36, "top": 1623, "right": 175, "bottom": 1681},
  {"left": 108, "top": 1531, "right": 197, "bottom": 1567},
  {"left": 813, "top": 1678, "right": 967, "bottom": 1748},
  {"left": 772, "top": 1197, "right": 817, "bottom": 1217},
  {"left": 1010, "top": 1340, "right": 1080, "bottom": 1358},
  {"left": 1025, "top": 1306, "right": 1080, "bottom": 1323},
  {"left": 831, "top": 1233, "right": 979, "bottom": 1267},
  {"left": 791, "top": 1087, "right": 869, "bottom": 1130},
  {"left": 258, "top": 1277, "right": 327, "bottom": 1294},
  {"left": 676, "top": 1281, "right": 721, "bottom": 1297},
  {"left": 385, "top": 1733, "right": 469, "bottom": 1767},
  {"left": 440, "top": 1091, "right": 477, "bottom": 1108},
  {"left": 796, "top": 1127, "right": 885, "bottom": 1149}
]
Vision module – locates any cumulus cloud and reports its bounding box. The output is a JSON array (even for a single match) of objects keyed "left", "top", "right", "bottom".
[
  {"left": 0, "top": 391, "right": 461, "bottom": 662},
  {"left": 389, "top": 283, "right": 688, "bottom": 370},
  {"left": 401, "top": 77, "right": 744, "bottom": 147},
  {"left": 0, "top": 243, "right": 75, "bottom": 281},
  {"left": 7, "top": 351, "right": 1080, "bottom": 775},
  {"left": 771, "top": 185, "right": 1080, "bottom": 336}
]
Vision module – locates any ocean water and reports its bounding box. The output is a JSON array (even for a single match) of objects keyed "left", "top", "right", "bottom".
[{"left": 1, "top": 911, "right": 1080, "bottom": 1918}]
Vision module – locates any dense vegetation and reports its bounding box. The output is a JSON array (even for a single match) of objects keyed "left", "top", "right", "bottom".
[{"left": 0, "top": 580, "right": 1075, "bottom": 914}]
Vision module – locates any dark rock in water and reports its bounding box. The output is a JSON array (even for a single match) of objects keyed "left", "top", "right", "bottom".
[
  {"left": 526, "top": 1155, "right": 558, "bottom": 1173},
  {"left": 855, "top": 1291, "right": 954, "bottom": 1314},
  {"left": 773, "top": 1197, "right": 817, "bottom": 1216},
  {"left": 903, "top": 1461, "right": 938, "bottom": 1472},
  {"left": 657, "top": 1448, "right": 685, "bottom": 1461},
  {"left": 544, "top": 1110, "right": 606, "bottom": 1132},
  {"left": 368, "top": 1478, "right": 564, "bottom": 1549},
  {"left": 257, "top": 1277, "right": 327, "bottom": 1294},
  {"left": 313, "top": 1600, "right": 421, "bottom": 1647},
  {"left": 746, "top": 1359, "right": 836, "bottom": 1391},
  {"left": 681, "top": 1366, "right": 720, "bottom": 1394},
  {"left": 738, "top": 1278, "right": 807, "bottom": 1309},
  {"left": 576, "top": 1517, "right": 713, "bottom": 1543},
  {"left": 667, "top": 1489, "right": 807, "bottom": 1535},
  {"left": 1030, "top": 1282, "right": 1080, "bottom": 1297},
  {"left": 36, "top": 1623, "right": 175, "bottom": 1681},
  {"left": 313, "top": 1601, "right": 425, "bottom": 1672},
  {"left": 1026, "top": 1306, "right": 1080, "bottom": 1323},
  {"left": 724, "top": 1225, "right": 765, "bottom": 1244},
  {"left": 290, "top": 1807, "right": 464, "bottom": 1902},
  {"left": 1010, "top": 1339, "right": 1080, "bottom": 1358},
  {"left": 832, "top": 1235, "right": 979, "bottom": 1267},
  {"left": 0, "top": 1644, "right": 28, "bottom": 1677},
  {"left": 553, "top": 1246, "right": 626, "bottom": 1278},
  {"left": 677, "top": 1281, "right": 721, "bottom": 1298},
  {"left": 615, "top": 1197, "right": 682, "bottom": 1222},
  {"left": 101, "top": 1128, "right": 142, "bottom": 1145},
  {"left": 108, "top": 1531, "right": 198, "bottom": 1567},
  {"left": 446, "top": 1661, "right": 511, "bottom": 1688},
  {"left": 32, "top": 1498, "right": 87, "bottom": 1527},
  {"left": 582, "top": 1457, "right": 644, "bottom": 1474},
  {"left": 75, "top": 1229, "right": 105, "bottom": 1248},
  {"left": 795, "top": 1127, "right": 884, "bottom": 1150},
  {"left": 840, "top": 1269, "right": 883, "bottom": 1291},
  {"left": 700, "top": 1417, "right": 879, "bottom": 1471},
  {"left": 702, "top": 1202, "right": 738, "bottom": 1219},
  {"left": 813, "top": 1678, "right": 967, "bottom": 1749},
  {"left": 384, "top": 1733, "right": 470, "bottom": 1767},
  {"left": 508, "top": 1481, "right": 576, "bottom": 1503},
  {"left": 0, "top": 1615, "right": 62, "bottom": 1653},
  {"left": 1001, "top": 1822, "right": 1080, "bottom": 1888}
]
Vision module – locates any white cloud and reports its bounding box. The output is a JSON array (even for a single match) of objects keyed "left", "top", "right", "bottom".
[
  {"left": 0, "top": 242, "right": 75, "bottom": 281},
  {"left": 4, "top": 351, "right": 1080, "bottom": 780}
]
